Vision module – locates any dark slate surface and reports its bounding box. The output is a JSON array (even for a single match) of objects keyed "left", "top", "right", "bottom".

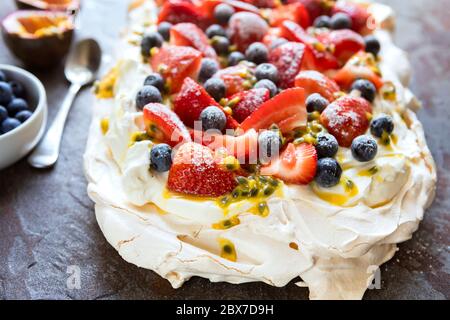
[{"left": 0, "top": 0, "right": 448, "bottom": 300}]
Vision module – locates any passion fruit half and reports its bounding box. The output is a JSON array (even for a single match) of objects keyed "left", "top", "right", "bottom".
[
  {"left": 15, "top": 0, "right": 80, "bottom": 12},
  {"left": 1, "top": 10, "right": 75, "bottom": 69}
]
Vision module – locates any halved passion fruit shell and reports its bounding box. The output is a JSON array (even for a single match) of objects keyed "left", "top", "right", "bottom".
[
  {"left": 15, "top": 0, "right": 80, "bottom": 12},
  {"left": 1, "top": 10, "right": 74, "bottom": 68}
]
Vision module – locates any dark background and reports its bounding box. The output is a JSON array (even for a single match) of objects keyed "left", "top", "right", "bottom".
[{"left": 0, "top": 0, "right": 448, "bottom": 299}]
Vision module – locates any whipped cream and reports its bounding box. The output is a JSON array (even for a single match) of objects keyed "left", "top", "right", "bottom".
[{"left": 84, "top": 0, "right": 436, "bottom": 299}]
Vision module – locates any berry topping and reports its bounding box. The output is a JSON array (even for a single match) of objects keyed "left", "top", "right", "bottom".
[
  {"left": 254, "top": 79, "right": 278, "bottom": 98},
  {"left": 141, "top": 32, "right": 164, "bottom": 57},
  {"left": 315, "top": 133, "right": 339, "bottom": 158},
  {"left": 306, "top": 93, "right": 329, "bottom": 113},
  {"left": 294, "top": 70, "right": 340, "bottom": 102},
  {"left": 255, "top": 63, "right": 279, "bottom": 84},
  {"left": 204, "top": 77, "right": 226, "bottom": 101},
  {"left": 157, "top": 21, "right": 173, "bottom": 41},
  {"left": 7, "top": 98, "right": 28, "bottom": 116},
  {"left": 296, "top": 0, "right": 332, "bottom": 21},
  {"left": 206, "top": 24, "right": 227, "bottom": 38},
  {"left": 228, "top": 51, "right": 246, "bottom": 66},
  {"left": 143, "top": 103, "right": 192, "bottom": 147},
  {"left": 314, "top": 15, "right": 331, "bottom": 28},
  {"left": 200, "top": 106, "right": 227, "bottom": 131},
  {"left": 150, "top": 45, "right": 202, "bottom": 93},
  {"left": 321, "top": 29, "right": 365, "bottom": 64},
  {"left": 351, "top": 79, "right": 377, "bottom": 102},
  {"left": 213, "top": 63, "right": 255, "bottom": 96},
  {"left": 144, "top": 72, "right": 165, "bottom": 91},
  {"left": 9, "top": 81, "right": 26, "bottom": 98},
  {"left": 364, "top": 35, "right": 381, "bottom": 57},
  {"left": 370, "top": 113, "right": 394, "bottom": 138},
  {"left": 198, "top": 58, "right": 220, "bottom": 83},
  {"left": 330, "top": 12, "right": 352, "bottom": 30},
  {"left": 1, "top": 117, "right": 21, "bottom": 134},
  {"left": 320, "top": 96, "right": 372, "bottom": 147},
  {"left": 228, "top": 87, "right": 270, "bottom": 122},
  {"left": 261, "top": 143, "right": 317, "bottom": 185},
  {"left": 214, "top": 3, "right": 235, "bottom": 24},
  {"left": 170, "top": 23, "right": 217, "bottom": 58},
  {"left": 315, "top": 157, "right": 342, "bottom": 188},
  {"left": 268, "top": 2, "right": 311, "bottom": 29},
  {"left": 240, "top": 87, "right": 307, "bottom": 134},
  {"left": 245, "top": 42, "right": 269, "bottom": 65},
  {"left": 258, "top": 130, "right": 282, "bottom": 164},
  {"left": 150, "top": 143, "right": 173, "bottom": 172},
  {"left": 158, "top": 0, "right": 212, "bottom": 30},
  {"left": 167, "top": 142, "right": 237, "bottom": 197},
  {"left": 211, "top": 36, "right": 230, "bottom": 55},
  {"left": 15, "top": 110, "right": 33, "bottom": 123},
  {"left": 331, "top": 1, "right": 373, "bottom": 34},
  {"left": 351, "top": 135, "right": 378, "bottom": 162},
  {"left": 0, "top": 82, "right": 13, "bottom": 106},
  {"left": 228, "top": 11, "right": 269, "bottom": 52},
  {"left": 136, "top": 85, "right": 163, "bottom": 110}
]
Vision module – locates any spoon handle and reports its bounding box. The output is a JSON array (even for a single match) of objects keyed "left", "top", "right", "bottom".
[{"left": 28, "top": 83, "right": 82, "bottom": 168}]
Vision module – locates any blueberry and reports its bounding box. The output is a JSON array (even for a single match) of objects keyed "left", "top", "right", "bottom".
[
  {"left": 206, "top": 24, "right": 227, "bottom": 39},
  {"left": 351, "top": 135, "right": 378, "bottom": 162},
  {"left": 351, "top": 79, "right": 377, "bottom": 102},
  {"left": 136, "top": 85, "right": 162, "bottom": 110},
  {"left": 214, "top": 3, "right": 235, "bottom": 24},
  {"left": 0, "top": 71, "right": 6, "bottom": 82},
  {"left": 0, "top": 82, "right": 13, "bottom": 106},
  {"left": 211, "top": 36, "right": 230, "bottom": 55},
  {"left": 157, "top": 21, "right": 172, "bottom": 41},
  {"left": 198, "top": 58, "right": 220, "bottom": 83},
  {"left": 0, "top": 105, "right": 7, "bottom": 122},
  {"left": 141, "top": 32, "right": 164, "bottom": 57},
  {"left": 9, "top": 81, "right": 26, "bottom": 98},
  {"left": 258, "top": 130, "right": 281, "bottom": 163},
  {"left": 330, "top": 13, "right": 352, "bottom": 30},
  {"left": 143, "top": 72, "right": 165, "bottom": 91},
  {"left": 370, "top": 113, "right": 394, "bottom": 138},
  {"left": 204, "top": 78, "right": 226, "bottom": 101},
  {"left": 316, "top": 133, "right": 339, "bottom": 158},
  {"left": 150, "top": 143, "right": 172, "bottom": 172},
  {"left": 315, "top": 158, "right": 342, "bottom": 188},
  {"left": 7, "top": 98, "right": 28, "bottom": 116},
  {"left": 15, "top": 110, "right": 33, "bottom": 123},
  {"left": 228, "top": 51, "right": 246, "bottom": 66},
  {"left": 254, "top": 79, "right": 277, "bottom": 98},
  {"left": 199, "top": 106, "right": 227, "bottom": 131},
  {"left": 255, "top": 63, "right": 279, "bottom": 84},
  {"left": 269, "top": 38, "right": 288, "bottom": 50},
  {"left": 245, "top": 42, "right": 268, "bottom": 65},
  {"left": 314, "top": 15, "right": 331, "bottom": 28},
  {"left": 306, "top": 93, "right": 329, "bottom": 113},
  {"left": 364, "top": 35, "right": 381, "bottom": 57},
  {"left": 1, "top": 117, "right": 21, "bottom": 134}
]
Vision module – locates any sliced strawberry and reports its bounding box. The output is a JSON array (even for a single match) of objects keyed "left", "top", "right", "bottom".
[
  {"left": 230, "top": 88, "right": 270, "bottom": 123},
  {"left": 320, "top": 96, "right": 372, "bottom": 147},
  {"left": 170, "top": 23, "right": 217, "bottom": 58},
  {"left": 262, "top": 28, "right": 283, "bottom": 49},
  {"left": 317, "top": 29, "right": 365, "bottom": 65},
  {"left": 228, "top": 11, "right": 269, "bottom": 52},
  {"left": 261, "top": 143, "right": 317, "bottom": 185},
  {"left": 333, "top": 51, "right": 384, "bottom": 90},
  {"left": 150, "top": 45, "right": 202, "bottom": 93},
  {"left": 267, "top": 3, "right": 311, "bottom": 29},
  {"left": 174, "top": 77, "right": 239, "bottom": 129},
  {"left": 331, "top": 1, "right": 373, "bottom": 34},
  {"left": 213, "top": 63, "right": 255, "bottom": 97},
  {"left": 240, "top": 88, "right": 307, "bottom": 134},
  {"left": 295, "top": 0, "right": 333, "bottom": 21},
  {"left": 294, "top": 70, "right": 340, "bottom": 102},
  {"left": 268, "top": 41, "right": 310, "bottom": 89},
  {"left": 143, "top": 103, "right": 192, "bottom": 147},
  {"left": 167, "top": 142, "right": 237, "bottom": 197},
  {"left": 158, "top": 0, "right": 212, "bottom": 30}
]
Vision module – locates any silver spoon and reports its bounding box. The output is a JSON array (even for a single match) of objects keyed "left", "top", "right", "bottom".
[{"left": 28, "top": 39, "right": 101, "bottom": 169}]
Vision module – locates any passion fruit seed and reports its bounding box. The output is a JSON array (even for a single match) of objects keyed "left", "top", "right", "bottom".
[{"left": 258, "top": 202, "right": 269, "bottom": 216}]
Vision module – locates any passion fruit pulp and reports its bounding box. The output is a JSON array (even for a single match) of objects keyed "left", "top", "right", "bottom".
[
  {"left": 15, "top": 0, "right": 80, "bottom": 12},
  {"left": 1, "top": 10, "right": 74, "bottom": 68}
]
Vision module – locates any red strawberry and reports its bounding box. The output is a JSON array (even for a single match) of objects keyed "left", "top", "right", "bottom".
[
  {"left": 170, "top": 23, "right": 217, "bottom": 58},
  {"left": 317, "top": 29, "right": 365, "bottom": 65},
  {"left": 320, "top": 96, "right": 372, "bottom": 147},
  {"left": 228, "top": 11, "right": 269, "bottom": 52},
  {"left": 158, "top": 0, "right": 212, "bottom": 30},
  {"left": 229, "top": 88, "right": 270, "bottom": 122},
  {"left": 267, "top": 3, "right": 311, "bottom": 29},
  {"left": 331, "top": 1, "right": 373, "bottom": 34},
  {"left": 174, "top": 77, "right": 239, "bottom": 129},
  {"left": 269, "top": 41, "right": 310, "bottom": 89},
  {"left": 143, "top": 103, "right": 192, "bottom": 147},
  {"left": 213, "top": 63, "right": 255, "bottom": 97},
  {"left": 167, "top": 142, "right": 237, "bottom": 196},
  {"left": 150, "top": 45, "right": 202, "bottom": 93},
  {"left": 333, "top": 51, "right": 384, "bottom": 90},
  {"left": 261, "top": 143, "right": 317, "bottom": 185},
  {"left": 294, "top": 70, "right": 340, "bottom": 102},
  {"left": 296, "top": 0, "right": 333, "bottom": 21},
  {"left": 240, "top": 87, "right": 307, "bottom": 134},
  {"left": 243, "top": 0, "right": 277, "bottom": 8}
]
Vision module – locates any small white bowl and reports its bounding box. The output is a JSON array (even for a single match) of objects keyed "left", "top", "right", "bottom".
[{"left": 0, "top": 64, "right": 47, "bottom": 170}]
